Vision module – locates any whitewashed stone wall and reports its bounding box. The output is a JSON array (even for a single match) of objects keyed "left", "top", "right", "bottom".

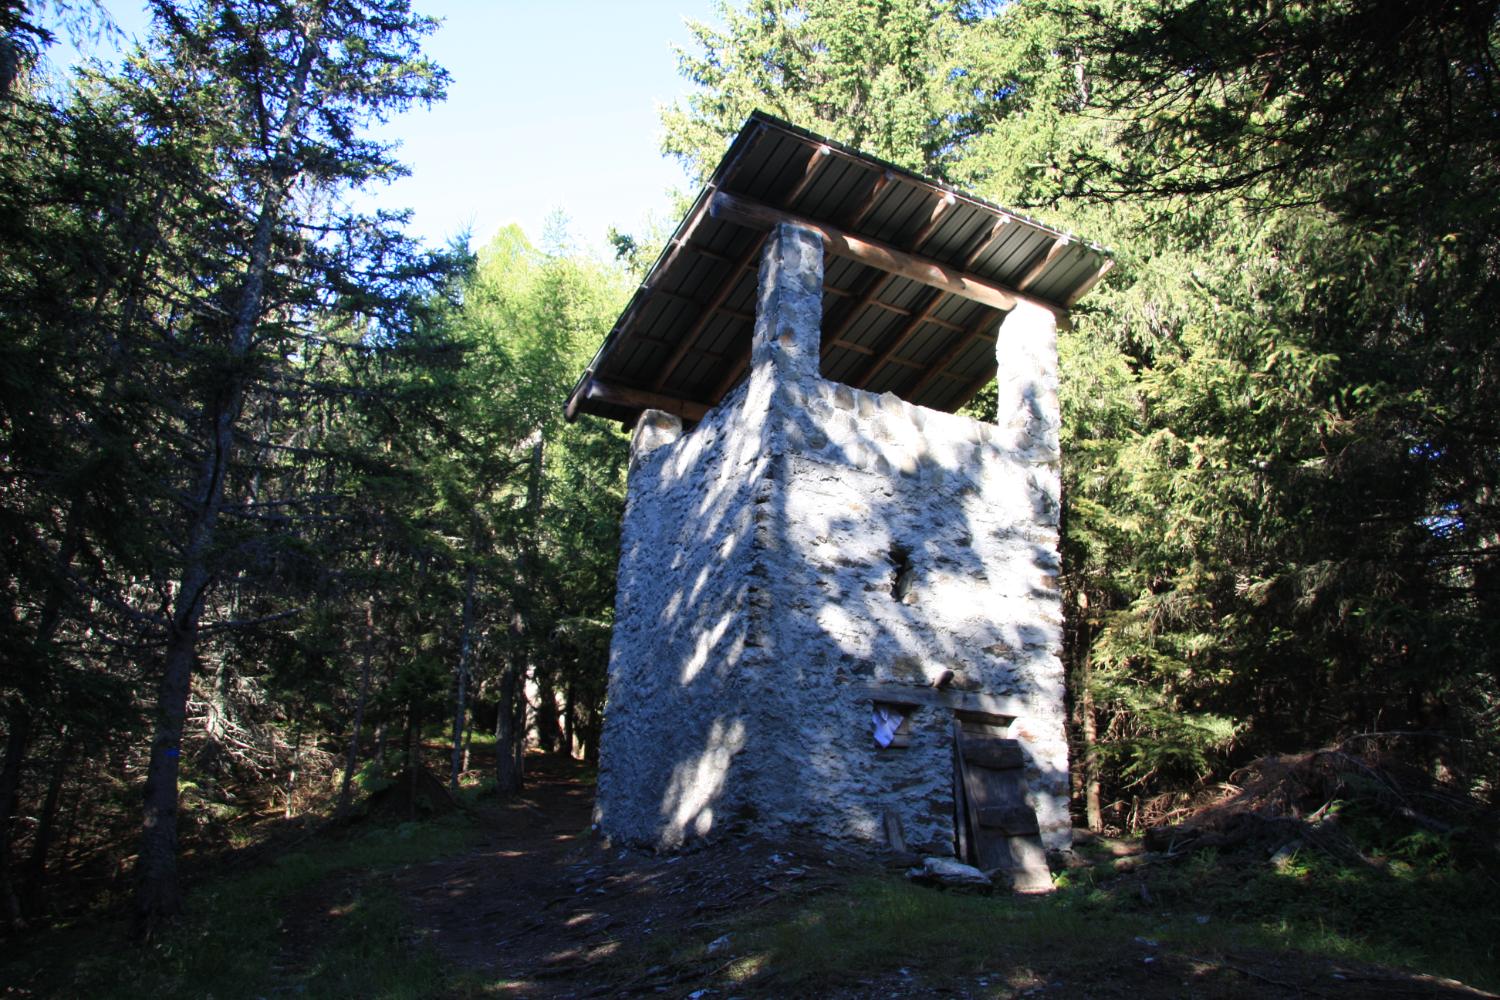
[{"left": 595, "top": 224, "right": 1070, "bottom": 855}]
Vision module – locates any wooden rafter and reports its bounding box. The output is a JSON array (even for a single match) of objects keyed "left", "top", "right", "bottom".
[
  {"left": 906, "top": 309, "right": 1003, "bottom": 401},
  {"left": 820, "top": 273, "right": 894, "bottom": 359},
  {"left": 784, "top": 145, "right": 833, "bottom": 208},
  {"left": 851, "top": 290, "right": 948, "bottom": 390},
  {"left": 1065, "top": 259, "right": 1115, "bottom": 306},
  {"left": 709, "top": 191, "right": 1059, "bottom": 317},
  {"left": 909, "top": 192, "right": 957, "bottom": 250},
  {"left": 1016, "top": 235, "right": 1071, "bottom": 292},
  {"left": 650, "top": 233, "right": 767, "bottom": 391},
  {"left": 963, "top": 217, "right": 1011, "bottom": 268},
  {"left": 844, "top": 169, "right": 893, "bottom": 229}
]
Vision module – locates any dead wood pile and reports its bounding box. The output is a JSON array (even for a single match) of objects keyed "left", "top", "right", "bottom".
[
  {"left": 1141, "top": 737, "right": 1486, "bottom": 862},
  {"left": 364, "top": 766, "right": 459, "bottom": 821}
]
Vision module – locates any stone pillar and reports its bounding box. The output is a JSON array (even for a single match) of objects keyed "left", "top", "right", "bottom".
[
  {"left": 750, "top": 222, "right": 824, "bottom": 383},
  {"left": 994, "top": 300, "right": 1060, "bottom": 462}
]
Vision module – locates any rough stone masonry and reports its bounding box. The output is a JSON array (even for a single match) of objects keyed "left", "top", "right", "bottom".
[{"left": 595, "top": 222, "right": 1069, "bottom": 859}]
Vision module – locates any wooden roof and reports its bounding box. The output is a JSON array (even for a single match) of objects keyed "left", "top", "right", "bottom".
[{"left": 565, "top": 112, "right": 1112, "bottom": 425}]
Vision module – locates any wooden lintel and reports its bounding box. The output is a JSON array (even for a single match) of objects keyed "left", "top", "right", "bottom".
[
  {"left": 1017, "top": 235, "right": 1071, "bottom": 292},
  {"left": 1065, "top": 258, "right": 1115, "bottom": 307},
  {"left": 848, "top": 683, "right": 1027, "bottom": 720},
  {"left": 580, "top": 378, "right": 710, "bottom": 422},
  {"left": 710, "top": 190, "right": 1056, "bottom": 317}
]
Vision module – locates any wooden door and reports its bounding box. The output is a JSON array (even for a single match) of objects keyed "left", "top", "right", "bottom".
[{"left": 954, "top": 720, "right": 1052, "bottom": 892}]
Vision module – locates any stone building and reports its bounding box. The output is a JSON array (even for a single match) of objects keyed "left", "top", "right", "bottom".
[{"left": 564, "top": 114, "right": 1111, "bottom": 886}]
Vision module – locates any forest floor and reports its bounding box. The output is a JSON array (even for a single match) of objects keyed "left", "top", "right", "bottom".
[{"left": 5, "top": 752, "right": 1498, "bottom": 999}]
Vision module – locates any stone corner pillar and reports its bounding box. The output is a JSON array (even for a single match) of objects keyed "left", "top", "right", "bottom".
[
  {"left": 994, "top": 300, "right": 1061, "bottom": 462},
  {"left": 750, "top": 222, "right": 824, "bottom": 384}
]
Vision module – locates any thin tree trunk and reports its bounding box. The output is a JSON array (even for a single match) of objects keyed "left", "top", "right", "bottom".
[
  {"left": 1080, "top": 661, "right": 1103, "bottom": 833},
  {"left": 336, "top": 596, "right": 377, "bottom": 818},
  {"left": 449, "top": 564, "right": 477, "bottom": 791},
  {"left": 371, "top": 720, "right": 387, "bottom": 779},
  {"left": 23, "top": 728, "right": 71, "bottom": 919},
  {"left": 405, "top": 707, "right": 421, "bottom": 820},
  {"left": 0, "top": 706, "right": 32, "bottom": 928},
  {"left": 533, "top": 671, "right": 563, "bottom": 755},
  {"left": 494, "top": 645, "right": 525, "bottom": 797},
  {"left": 461, "top": 711, "right": 473, "bottom": 773},
  {"left": 283, "top": 716, "right": 303, "bottom": 820},
  {"left": 495, "top": 436, "right": 544, "bottom": 795}
]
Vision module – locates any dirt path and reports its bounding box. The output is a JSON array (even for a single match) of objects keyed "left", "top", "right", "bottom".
[{"left": 386, "top": 755, "right": 858, "bottom": 997}]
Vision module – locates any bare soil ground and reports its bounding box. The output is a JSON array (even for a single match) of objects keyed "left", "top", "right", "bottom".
[{"left": 284, "top": 754, "right": 1496, "bottom": 999}]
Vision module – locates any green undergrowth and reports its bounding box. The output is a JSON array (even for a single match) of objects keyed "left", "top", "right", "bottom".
[
  {"left": 728, "top": 846, "right": 1500, "bottom": 995},
  {"left": 4, "top": 813, "right": 483, "bottom": 1000}
]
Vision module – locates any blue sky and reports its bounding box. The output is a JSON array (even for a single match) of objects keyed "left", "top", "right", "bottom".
[{"left": 52, "top": 1, "right": 723, "bottom": 255}]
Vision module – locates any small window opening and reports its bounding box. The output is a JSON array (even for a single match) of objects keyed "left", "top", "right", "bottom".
[
  {"left": 873, "top": 702, "right": 913, "bottom": 748},
  {"left": 889, "top": 543, "right": 914, "bottom": 603}
]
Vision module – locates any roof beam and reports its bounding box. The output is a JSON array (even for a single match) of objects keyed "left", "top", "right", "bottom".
[
  {"left": 709, "top": 190, "right": 1060, "bottom": 318},
  {"left": 820, "top": 273, "right": 894, "bottom": 359},
  {"left": 567, "top": 377, "right": 710, "bottom": 423},
  {"left": 963, "top": 217, "right": 1011, "bottom": 268},
  {"left": 644, "top": 195, "right": 713, "bottom": 293}
]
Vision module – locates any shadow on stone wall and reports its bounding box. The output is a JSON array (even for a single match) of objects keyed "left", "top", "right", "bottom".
[{"left": 593, "top": 224, "right": 1068, "bottom": 857}]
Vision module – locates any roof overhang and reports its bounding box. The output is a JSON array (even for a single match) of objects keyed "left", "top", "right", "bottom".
[{"left": 566, "top": 112, "right": 1113, "bottom": 425}]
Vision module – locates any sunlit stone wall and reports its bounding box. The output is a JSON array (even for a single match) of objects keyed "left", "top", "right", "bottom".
[{"left": 594, "top": 223, "right": 1070, "bottom": 855}]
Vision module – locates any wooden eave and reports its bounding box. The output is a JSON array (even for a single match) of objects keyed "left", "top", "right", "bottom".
[{"left": 565, "top": 112, "right": 1113, "bottom": 425}]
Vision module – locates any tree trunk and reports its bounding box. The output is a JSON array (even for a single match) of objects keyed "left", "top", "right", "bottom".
[
  {"left": 23, "top": 728, "right": 71, "bottom": 919},
  {"left": 461, "top": 711, "right": 473, "bottom": 773},
  {"left": 533, "top": 670, "right": 564, "bottom": 755},
  {"left": 134, "top": 13, "right": 326, "bottom": 938},
  {"left": 449, "top": 564, "right": 477, "bottom": 791},
  {"left": 404, "top": 706, "right": 422, "bottom": 821},
  {"left": 0, "top": 706, "right": 32, "bottom": 928},
  {"left": 371, "top": 720, "right": 387, "bottom": 779},
  {"left": 1080, "top": 662, "right": 1103, "bottom": 833},
  {"left": 336, "top": 596, "right": 377, "bottom": 818},
  {"left": 494, "top": 435, "right": 544, "bottom": 795},
  {"left": 494, "top": 643, "right": 525, "bottom": 797},
  {"left": 283, "top": 716, "right": 302, "bottom": 820}
]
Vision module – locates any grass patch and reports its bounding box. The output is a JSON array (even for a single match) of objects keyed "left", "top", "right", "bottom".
[
  {"left": 5, "top": 814, "right": 483, "bottom": 999},
  {"left": 733, "top": 847, "right": 1500, "bottom": 995}
]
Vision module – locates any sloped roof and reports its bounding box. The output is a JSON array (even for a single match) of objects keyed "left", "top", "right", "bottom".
[{"left": 565, "top": 112, "right": 1112, "bottom": 425}]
